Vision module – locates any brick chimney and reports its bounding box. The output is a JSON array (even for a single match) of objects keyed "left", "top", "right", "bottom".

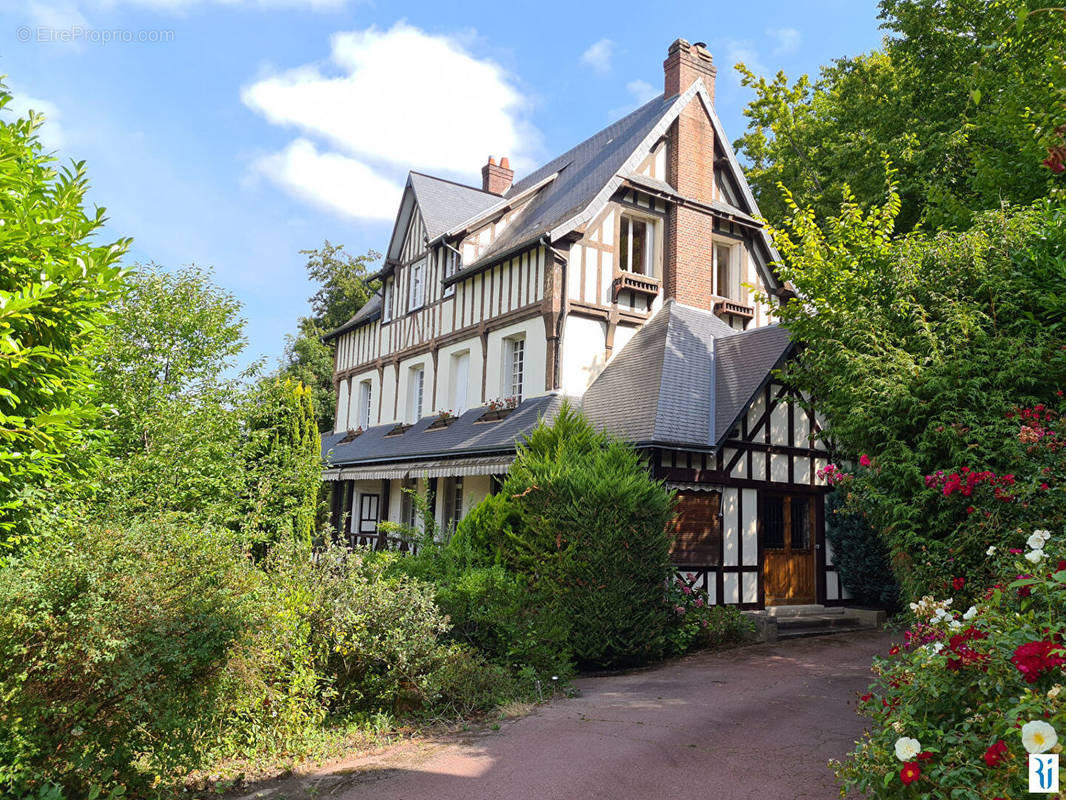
[
  {"left": 664, "top": 38, "right": 716, "bottom": 103},
  {"left": 663, "top": 39, "right": 718, "bottom": 310},
  {"left": 481, "top": 156, "right": 513, "bottom": 195}
]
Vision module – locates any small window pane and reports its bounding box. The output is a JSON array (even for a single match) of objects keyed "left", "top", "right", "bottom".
[
  {"left": 790, "top": 497, "right": 811, "bottom": 550},
  {"left": 630, "top": 219, "right": 647, "bottom": 275},
  {"left": 716, "top": 244, "right": 734, "bottom": 299},
  {"left": 762, "top": 495, "right": 786, "bottom": 550}
]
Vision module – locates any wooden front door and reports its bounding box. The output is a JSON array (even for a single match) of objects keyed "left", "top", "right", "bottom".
[{"left": 760, "top": 494, "right": 816, "bottom": 605}]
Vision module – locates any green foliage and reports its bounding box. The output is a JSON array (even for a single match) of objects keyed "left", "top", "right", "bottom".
[
  {"left": 92, "top": 264, "right": 249, "bottom": 522},
  {"left": 663, "top": 576, "right": 755, "bottom": 655},
  {"left": 280, "top": 242, "right": 379, "bottom": 431},
  {"left": 735, "top": 0, "right": 1066, "bottom": 232},
  {"left": 0, "top": 520, "right": 254, "bottom": 797},
  {"left": 767, "top": 178, "right": 1066, "bottom": 599},
  {"left": 824, "top": 491, "right": 899, "bottom": 609},
  {"left": 0, "top": 85, "right": 129, "bottom": 545},
  {"left": 241, "top": 379, "right": 322, "bottom": 549},
  {"left": 455, "top": 404, "right": 678, "bottom": 669},
  {"left": 835, "top": 528, "right": 1066, "bottom": 799}
]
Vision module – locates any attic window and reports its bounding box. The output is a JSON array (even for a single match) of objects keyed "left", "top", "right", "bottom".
[
  {"left": 442, "top": 248, "right": 460, "bottom": 297},
  {"left": 619, "top": 214, "right": 658, "bottom": 277}
]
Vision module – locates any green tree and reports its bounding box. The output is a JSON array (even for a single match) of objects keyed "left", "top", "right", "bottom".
[
  {"left": 735, "top": 0, "right": 1066, "bottom": 232},
  {"left": 93, "top": 264, "right": 249, "bottom": 520},
  {"left": 241, "top": 378, "right": 322, "bottom": 549},
  {"left": 766, "top": 173, "right": 1066, "bottom": 599},
  {"left": 454, "top": 405, "right": 677, "bottom": 668},
  {"left": 280, "top": 242, "right": 378, "bottom": 431},
  {"left": 0, "top": 85, "right": 129, "bottom": 546}
]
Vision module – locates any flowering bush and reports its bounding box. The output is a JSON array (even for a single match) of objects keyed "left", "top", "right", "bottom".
[
  {"left": 663, "top": 574, "right": 754, "bottom": 655},
  {"left": 835, "top": 528, "right": 1066, "bottom": 798}
]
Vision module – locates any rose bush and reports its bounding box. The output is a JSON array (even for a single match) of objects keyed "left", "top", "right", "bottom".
[{"left": 834, "top": 528, "right": 1066, "bottom": 798}]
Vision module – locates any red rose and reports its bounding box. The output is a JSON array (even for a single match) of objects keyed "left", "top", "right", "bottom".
[
  {"left": 916, "top": 751, "right": 934, "bottom": 761},
  {"left": 889, "top": 645, "right": 900, "bottom": 656},
  {"left": 860, "top": 692, "right": 873, "bottom": 703},
  {"left": 900, "top": 762, "right": 921, "bottom": 786},
  {"left": 983, "top": 740, "right": 1008, "bottom": 767},
  {"left": 1011, "top": 640, "right": 1066, "bottom": 683},
  {"left": 859, "top": 453, "right": 871, "bottom": 467},
  {"left": 952, "top": 577, "right": 965, "bottom": 591}
]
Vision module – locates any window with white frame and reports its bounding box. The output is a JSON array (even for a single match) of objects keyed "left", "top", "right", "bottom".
[
  {"left": 407, "top": 366, "right": 425, "bottom": 423},
  {"left": 382, "top": 278, "right": 393, "bottom": 323},
  {"left": 503, "top": 337, "right": 525, "bottom": 403},
  {"left": 714, "top": 241, "right": 742, "bottom": 300},
  {"left": 442, "top": 248, "right": 459, "bottom": 297},
  {"left": 619, "top": 214, "right": 657, "bottom": 276},
  {"left": 408, "top": 258, "right": 426, "bottom": 311},
  {"left": 450, "top": 350, "right": 469, "bottom": 414},
  {"left": 357, "top": 379, "right": 372, "bottom": 430}
]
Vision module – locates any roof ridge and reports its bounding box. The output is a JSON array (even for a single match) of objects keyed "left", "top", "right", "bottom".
[{"left": 409, "top": 170, "right": 496, "bottom": 195}]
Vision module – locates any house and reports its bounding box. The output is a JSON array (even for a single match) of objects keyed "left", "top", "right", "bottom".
[{"left": 321, "top": 39, "right": 850, "bottom": 610}]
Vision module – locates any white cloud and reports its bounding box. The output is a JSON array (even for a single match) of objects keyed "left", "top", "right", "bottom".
[
  {"left": 607, "top": 78, "right": 660, "bottom": 121},
  {"left": 768, "top": 27, "right": 801, "bottom": 56},
  {"left": 722, "top": 39, "right": 767, "bottom": 85},
  {"left": 251, "top": 138, "right": 401, "bottom": 221},
  {"left": 4, "top": 91, "right": 65, "bottom": 152},
  {"left": 580, "top": 39, "right": 614, "bottom": 75},
  {"left": 626, "top": 79, "right": 658, "bottom": 106},
  {"left": 26, "top": 0, "right": 89, "bottom": 31},
  {"left": 242, "top": 22, "right": 541, "bottom": 218}
]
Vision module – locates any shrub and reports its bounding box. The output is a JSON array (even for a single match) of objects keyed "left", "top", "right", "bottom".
[
  {"left": 834, "top": 527, "right": 1066, "bottom": 799},
  {"left": 824, "top": 491, "right": 899, "bottom": 609},
  {"left": 454, "top": 404, "right": 677, "bottom": 669},
  {"left": 0, "top": 520, "right": 256, "bottom": 797},
  {"left": 664, "top": 575, "right": 755, "bottom": 656}
]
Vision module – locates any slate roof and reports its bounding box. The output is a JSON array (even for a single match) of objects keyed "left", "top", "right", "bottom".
[
  {"left": 408, "top": 172, "right": 500, "bottom": 241},
  {"left": 322, "top": 393, "right": 565, "bottom": 467},
  {"left": 324, "top": 292, "right": 383, "bottom": 341},
  {"left": 447, "top": 93, "right": 678, "bottom": 281},
  {"left": 713, "top": 323, "right": 794, "bottom": 440},
  {"left": 581, "top": 300, "right": 793, "bottom": 450}
]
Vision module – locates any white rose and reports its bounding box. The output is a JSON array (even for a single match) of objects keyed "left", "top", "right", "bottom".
[
  {"left": 1027, "top": 532, "right": 1047, "bottom": 550},
  {"left": 1035, "top": 529, "right": 1052, "bottom": 543},
  {"left": 929, "top": 642, "right": 944, "bottom": 654},
  {"left": 1025, "top": 549, "right": 1045, "bottom": 564},
  {"left": 894, "top": 736, "right": 921, "bottom": 762},
  {"left": 1022, "top": 720, "right": 1058, "bottom": 754},
  {"left": 948, "top": 619, "right": 962, "bottom": 630},
  {"left": 987, "top": 545, "right": 997, "bottom": 556},
  {"left": 963, "top": 606, "right": 977, "bottom": 620}
]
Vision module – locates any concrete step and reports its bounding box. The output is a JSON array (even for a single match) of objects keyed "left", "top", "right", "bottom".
[
  {"left": 746, "top": 607, "right": 887, "bottom": 642},
  {"left": 766, "top": 604, "right": 843, "bottom": 618}
]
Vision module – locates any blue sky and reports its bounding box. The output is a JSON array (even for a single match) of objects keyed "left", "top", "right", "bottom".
[{"left": 0, "top": 0, "right": 883, "bottom": 368}]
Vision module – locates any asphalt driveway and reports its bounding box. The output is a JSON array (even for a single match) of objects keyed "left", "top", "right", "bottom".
[{"left": 244, "top": 629, "right": 893, "bottom": 800}]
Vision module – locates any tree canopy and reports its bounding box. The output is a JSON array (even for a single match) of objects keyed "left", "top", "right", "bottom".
[
  {"left": 734, "top": 0, "right": 1066, "bottom": 232},
  {"left": 0, "top": 86, "right": 129, "bottom": 546}
]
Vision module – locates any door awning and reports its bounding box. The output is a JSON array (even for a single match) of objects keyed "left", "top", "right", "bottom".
[{"left": 323, "top": 454, "right": 515, "bottom": 482}]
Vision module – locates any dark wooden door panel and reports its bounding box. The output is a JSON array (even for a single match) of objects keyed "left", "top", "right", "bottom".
[
  {"left": 761, "top": 493, "right": 816, "bottom": 605},
  {"left": 670, "top": 491, "right": 721, "bottom": 566}
]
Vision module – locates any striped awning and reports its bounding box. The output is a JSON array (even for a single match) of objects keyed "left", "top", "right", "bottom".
[{"left": 322, "top": 454, "right": 515, "bottom": 482}]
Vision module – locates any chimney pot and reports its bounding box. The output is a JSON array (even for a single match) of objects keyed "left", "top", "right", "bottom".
[
  {"left": 482, "top": 154, "right": 514, "bottom": 195},
  {"left": 664, "top": 37, "right": 717, "bottom": 103}
]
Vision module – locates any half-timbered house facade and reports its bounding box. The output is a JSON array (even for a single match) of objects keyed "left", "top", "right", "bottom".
[{"left": 322, "top": 39, "right": 851, "bottom": 609}]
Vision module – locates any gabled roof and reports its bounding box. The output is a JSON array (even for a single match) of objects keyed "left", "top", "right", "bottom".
[
  {"left": 322, "top": 393, "right": 565, "bottom": 466},
  {"left": 581, "top": 300, "right": 793, "bottom": 450},
  {"left": 408, "top": 172, "right": 499, "bottom": 241},
  {"left": 714, "top": 324, "right": 794, "bottom": 441}
]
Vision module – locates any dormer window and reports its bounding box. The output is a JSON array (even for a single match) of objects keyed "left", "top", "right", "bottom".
[
  {"left": 408, "top": 258, "right": 426, "bottom": 312},
  {"left": 619, "top": 214, "right": 659, "bottom": 277},
  {"left": 442, "top": 248, "right": 460, "bottom": 298},
  {"left": 382, "top": 278, "right": 393, "bottom": 323},
  {"left": 714, "top": 242, "right": 741, "bottom": 301}
]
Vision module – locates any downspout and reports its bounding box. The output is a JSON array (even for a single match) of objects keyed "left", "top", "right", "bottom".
[{"left": 547, "top": 236, "right": 566, "bottom": 392}]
